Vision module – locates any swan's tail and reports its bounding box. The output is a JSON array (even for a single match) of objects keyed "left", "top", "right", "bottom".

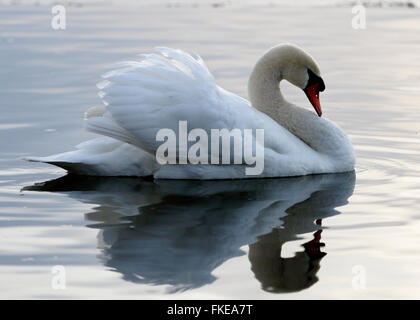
[
  {"left": 24, "top": 137, "right": 156, "bottom": 177},
  {"left": 24, "top": 155, "right": 89, "bottom": 174}
]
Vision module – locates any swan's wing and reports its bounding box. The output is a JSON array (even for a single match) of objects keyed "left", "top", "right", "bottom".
[
  {"left": 87, "top": 47, "right": 236, "bottom": 155},
  {"left": 86, "top": 47, "right": 318, "bottom": 174}
]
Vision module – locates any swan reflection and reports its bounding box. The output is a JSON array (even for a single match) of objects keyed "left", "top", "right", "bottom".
[{"left": 25, "top": 172, "right": 355, "bottom": 293}]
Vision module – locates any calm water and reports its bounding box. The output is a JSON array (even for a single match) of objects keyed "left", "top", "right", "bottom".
[{"left": 1, "top": 3, "right": 420, "bottom": 299}]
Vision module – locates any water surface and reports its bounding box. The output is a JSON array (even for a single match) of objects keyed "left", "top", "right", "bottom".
[{"left": 1, "top": 3, "right": 420, "bottom": 298}]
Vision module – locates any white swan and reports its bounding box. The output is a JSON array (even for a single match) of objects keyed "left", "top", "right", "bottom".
[{"left": 25, "top": 44, "right": 355, "bottom": 179}]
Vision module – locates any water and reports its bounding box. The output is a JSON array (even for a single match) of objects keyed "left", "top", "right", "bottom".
[{"left": 1, "top": 2, "right": 420, "bottom": 299}]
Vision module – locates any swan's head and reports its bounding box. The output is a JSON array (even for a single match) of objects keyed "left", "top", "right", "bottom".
[
  {"left": 276, "top": 44, "right": 325, "bottom": 116},
  {"left": 249, "top": 44, "right": 326, "bottom": 117}
]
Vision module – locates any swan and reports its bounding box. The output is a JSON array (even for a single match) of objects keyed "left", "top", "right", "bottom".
[{"left": 25, "top": 44, "right": 355, "bottom": 179}]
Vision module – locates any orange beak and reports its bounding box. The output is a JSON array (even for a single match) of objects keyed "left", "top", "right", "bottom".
[{"left": 304, "top": 82, "right": 322, "bottom": 117}]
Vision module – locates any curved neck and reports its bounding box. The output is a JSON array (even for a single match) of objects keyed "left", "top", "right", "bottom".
[
  {"left": 248, "top": 54, "right": 293, "bottom": 128},
  {"left": 248, "top": 67, "right": 284, "bottom": 114},
  {"left": 246, "top": 46, "right": 353, "bottom": 160},
  {"left": 247, "top": 50, "right": 325, "bottom": 154},
  {"left": 247, "top": 44, "right": 317, "bottom": 121}
]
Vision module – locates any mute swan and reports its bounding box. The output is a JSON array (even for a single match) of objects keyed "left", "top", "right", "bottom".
[{"left": 25, "top": 44, "right": 355, "bottom": 179}]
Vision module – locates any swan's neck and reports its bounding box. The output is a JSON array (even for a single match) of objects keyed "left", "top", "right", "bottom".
[
  {"left": 248, "top": 55, "right": 327, "bottom": 154},
  {"left": 248, "top": 51, "right": 301, "bottom": 128},
  {"left": 247, "top": 45, "right": 354, "bottom": 164},
  {"left": 248, "top": 68, "right": 286, "bottom": 120},
  {"left": 248, "top": 59, "right": 307, "bottom": 139}
]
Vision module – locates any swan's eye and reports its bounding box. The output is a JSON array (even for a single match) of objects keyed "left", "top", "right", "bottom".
[{"left": 306, "top": 69, "right": 325, "bottom": 92}]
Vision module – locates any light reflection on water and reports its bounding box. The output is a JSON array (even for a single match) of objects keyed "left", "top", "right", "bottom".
[
  {"left": 1, "top": 4, "right": 420, "bottom": 298},
  {"left": 24, "top": 172, "right": 355, "bottom": 293}
]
